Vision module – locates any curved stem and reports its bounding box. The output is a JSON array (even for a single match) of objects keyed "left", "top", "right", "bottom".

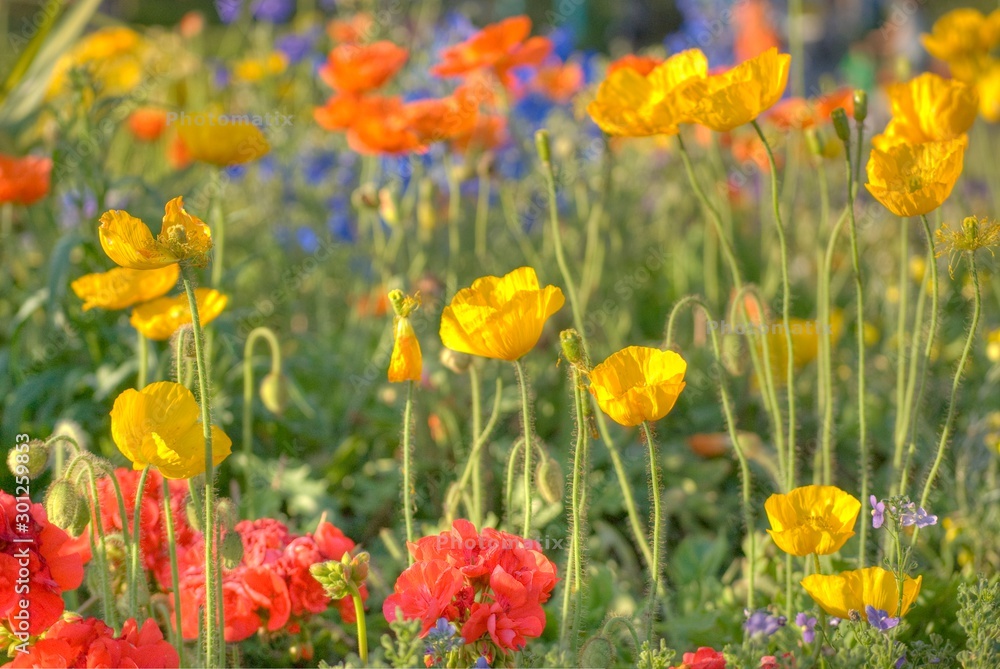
[
  {"left": 242, "top": 327, "right": 283, "bottom": 457},
  {"left": 513, "top": 360, "right": 534, "bottom": 537},
  {"left": 842, "top": 141, "right": 870, "bottom": 567},
  {"left": 137, "top": 331, "right": 148, "bottom": 389},
  {"left": 456, "top": 376, "right": 503, "bottom": 525},
  {"left": 348, "top": 583, "right": 368, "bottom": 666},
  {"left": 560, "top": 368, "right": 589, "bottom": 651},
  {"left": 128, "top": 465, "right": 151, "bottom": 619},
  {"left": 181, "top": 268, "right": 219, "bottom": 668},
  {"left": 916, "top": 254, "right": 981, "bottom": 535},
  {"left": 819, "top": 209, "right": 849, "bottom": 485},
  {"left": 402, "top": 380, "right": 415, "bottom": 558},
  {"left": 640, "top": 421, "right": 662, "bottom": 644},
  {"left": 752, "top": 120, "right": 797, "bottom": 489}
]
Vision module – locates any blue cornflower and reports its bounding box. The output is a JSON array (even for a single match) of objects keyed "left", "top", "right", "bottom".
[
  {"left": 744, "top": 609, "right": 786, "bottom": 639},
  {"left": 795, "top": 612, "right": 817, "bottom": 644},
  {"left": 474, "top": 656, "right": 490, "bottom": 668},
  {"left": 427, "top": 617, "right": 457, "bottom": 641},
  {"left": 276, "top": 31, "right": 318, "bottom": 64},
  {"left": 865, "top": 606, "right": 899, "bottom": 632},
  {"left": 871, "top": 495, "right": 885, "bottom": 529}
]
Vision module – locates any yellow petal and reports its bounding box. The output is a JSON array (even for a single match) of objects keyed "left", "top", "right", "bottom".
[
  {"left": 160, "top": 196, "right": 213, "bottom": 257},
  {"left": 587, "top": 346, "right": 688, "bottom": 426},
  {"left": 71, "top": 265, "right": 179, "bottom": 311},
  {"left": 802, "top": 567, "right": 922, "bottom": 619},
  {"left": 389, "top": 318, "right": 423, "bottom": 382},
  {"left": 99, "top": 209, "right": 178, "bottom": 269},
  {"left": 177, "top": 114, "right": 271, "bottom": 166},
  {"left": 130, "top": 288, "right": 228, "bottom": 341},
  {"left": 764, "top": 485, "right": 860, "bottom": 556},
  {"left": 874, "top": 73, "right": 978, "bottom": 149},
  {"left": 865, "top": 138, "right": 966, "bottom": 217},
  {"left": 689, "top": 48, "right": 791, "bottom": 131}
]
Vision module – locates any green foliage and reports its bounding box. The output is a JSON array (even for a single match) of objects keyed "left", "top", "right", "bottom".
[{"left": 957, "top": 577, "right": 1000, "bottom": 668}]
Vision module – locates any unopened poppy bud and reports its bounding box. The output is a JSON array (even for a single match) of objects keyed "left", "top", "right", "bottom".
[
  {"left": 215, "top": 498, "right": 238, "bottom": 531},
  {"left": 852, "top": 90, "right": 868, "bottom": 123},
  {"left": 804, "top": 128, "right": 824, "bottom": 157},
  {"left": 259, "top": 370, "right": 290, "bottom": 415},
  {"left": 536, "top": 457, "right": 563, "bottom": 504},
  {"left": 831, "top": 108, "right": 851, "bottom": 144},
  {"left": 45, "top": 479, "right": 89, "bottom": 536},
  {"left": 559, "top": 329, "right": 587, "bottom": 368},
  {"left": 104, "top": 533, "right": 127, "bottom": 566},
  {"left": 535, "top": 129, "right": 552, "bottom": 164},
  {"left": 440, "top": 348, "right": 471, "bottom": 374},
  {"left": 186, "top": 499, "right": 203, "bottom": 532},
  {"left": 379, "top": 188, "right": 399, "bottom": 227},
  {"left": 352, "top": 183, "right": 379, "bottom": 210},
  {"left": 221, "top": 531, "right": 244, "bottom": 569},
  {"left": 8, "top": 440, "right": 49, "bottom": 478},
  {"left": 579, "top": 636, "right": 614, "bottom": 669}
]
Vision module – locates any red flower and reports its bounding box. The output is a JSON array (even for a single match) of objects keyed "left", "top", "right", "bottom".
[
  {"left": 531, "top": 60, "right": 584, "bottom": 103},
  {"left": 319, "top": 41, "right": 408, "bottom": 94},
  {"left": 460, "top": 567, "right": 546, "bottom": 651},
  {"left": 3, "top": 616, "right": 179, "bottom": 669},
  {"left": 237, "top": 518, "right": 290, "bottom": 567},
  {"left": 128, "top": 108, "right": 169, "bottom": 141},
  {"left": 0, "top": 154, "right": 52, "bottom": 205},
  {"left": 607, "top": 54, "right": 662, "bottom": 77},
  {"left": 0, "top": 491, "right": 84, "bottom": 635},
  {"left": 431, "top": 16, "right": 552, "bottom": 88},
  {"left": 671, "top": 647, "right": 727, "bottom": 669},
  {"left": 382, "top": 559, "right": 466, "bottom": 635}
]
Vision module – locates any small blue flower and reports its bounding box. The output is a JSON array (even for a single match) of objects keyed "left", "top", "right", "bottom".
[
  {"left": 866, "top": 606, "right": 899, "bottom": 632},
  {"left": 474, "top": 657, "right": 490, "bottom": 669},
  {"left": 744, "top": 609, "right": 786, "bottom": 638},
  {"left": 427, "top": 617, "right": 457, "bottom": 641},
  {"left": 871, "top": 495, "right": 885, "bottom": 529},
  {"left": 901, "top": 507, "right": 937, "bottom": 528},
  {"left": 795, "top": 612, "right": 817, "bottom": 644},
  {"left": 276, "top": 31, "right": 318, "bottom": 64}
]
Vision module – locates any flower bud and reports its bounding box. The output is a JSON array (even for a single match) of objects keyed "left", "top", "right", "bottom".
[
  {"left": 215, "top": 498, "right": 238, "bottom": 531},
  {"left": 259, "top": 371, "right": 290, "bottom": 415},
  {"left": 310, "top": 559, "right": 350, "bottom": 599},
  {"left": 440, "top": 348, "right": 472, "bottom": 374},
  {"left": 559, "top": 329, "right": 587, "bottom": 369},
  {"left": 350, "top": 552, "right": 370, "bottom": 582},
  {"left": 186, "top": 499, "right": 203, "bottom": 532},
  {"left": 221, "top": 531, "right": 244, "bottom": 569},
  {"left": 351, "top": 183, "right": 379, "bottom": 210},
  {"left": 535, "top": 129, "right": 552, "bottom": 164},
  {"left": 45, "top": 479, "right": 89, "bottom": 537},
  {"left": 536, "top": 456, "right": 564, "bottom": 504},
  {"left": 852, "top": 89, "right": 868, "bottom": 124},
  {"left": 579, "top": 636, "right": 615, "bottom": 669},
  {"left": 8, "top": 440, "right": 49, "bottom": 478},
  {"left": 831, "top": 108, "right": 851, "bottom": 143}
]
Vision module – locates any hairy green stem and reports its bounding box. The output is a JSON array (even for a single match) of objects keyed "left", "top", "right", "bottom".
[
  {"left": 514, "top": 360, "right": 534, "bottom": 537},
  {"left": 560, "top": 368, "right": 589, "bottom": 651},
  {"left": 640, "top": 421, "right": 663, "bottom": 644},
  {"left": 128, "top": 465, "right": 151, "bottom": 619},
  {"left": 402, "top": 380, "right": 416, "bottom": 557},
  {"left": 162, "top": 477, "right": 185, "bottom": 667},
  {"left": 891, "top": 222, "right": 910, "bottom": 487}
]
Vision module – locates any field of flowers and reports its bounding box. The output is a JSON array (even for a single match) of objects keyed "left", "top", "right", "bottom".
[{"left": 1, "top": 1, "right": 1000, "bottom": 667}]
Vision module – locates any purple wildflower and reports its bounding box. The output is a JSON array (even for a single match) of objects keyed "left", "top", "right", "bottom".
[
  {"left": 744, "top": 610, "right": 786, "bottom": 638},
  {"left": 871, "top": 495, "right": 885, "bottom": 529},
  {"left": 901, "top": 507, "right": 938, "bottom": 528},
  {"left": 866, "top": 606, "right": 899, "bottom": 632},
  {"left": 474, "top": 657, "right": 491, "bottom": 669},
  {"left": 795, "top": 612, "right": 817, "bottom": 643}
]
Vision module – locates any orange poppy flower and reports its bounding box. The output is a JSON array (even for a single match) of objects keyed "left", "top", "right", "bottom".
[
  {"left": 167, "top": 133, "right": 192, "bottom": 170},
  {"left": 406, "top": 92, "right": 480, "bottom": 144},
  {"left": 733, "top": 0, "right": 781, "bottom": 63},
  {"left": 347, "top": 97, "right": 427, "bottom": 155},
  {"left": 314, "top": 94, "right": 366, "bottom": 131},
  {"left": 452, "top": 115, "right": 507, "bottom": 153},
  {"left": 128, "top": 107, "right": 169, "bottom": 141},
  {"left": 431, "top": 15, "right": 552, "bottom": 87},
  {"left": 319, "top": 41, "right": 408, "bottom": 94},
  {"left": 533, "top": 60, "right": 584, "bottom": 103},
  {"left": 607, "top": 54, "right": 662, "bottom": 77},
  {"left": 327, "top": 12, "right": 374, "bottom": 44},
  {"left": 0, "top": 154, "right": 52, "bottom": 205},
  {"left": 767, "top": 88, "right": 854, "bottom": 130}
]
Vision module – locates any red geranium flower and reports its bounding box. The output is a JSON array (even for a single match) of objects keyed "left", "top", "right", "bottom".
[
  {"left": 383, "top": 559, "right": 466, "bottom": 635},
  {"left": 0, "top": 491, "right": 84, "bottom": 635},
  {"left": 3, "top": 616, "right": 179, "bottom": 669},
  {"left": 0, "top": 154, "right": 52, "bottom": 205},
  {"left": 460, "top": 567, "right": 546, "bottom": 651},
  {"left": 671, "top": 647, "right": 727, "bottom": 669}
]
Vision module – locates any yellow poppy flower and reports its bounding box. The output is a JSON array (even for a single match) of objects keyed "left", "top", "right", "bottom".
[
  {"left": 764, "top": 484, "right": 860, "bottom": 556},
  {"left": 439, "top": 267, "right": 564, "bottom": 361},
  {"left": 864, "top": 138, "right": 966, "bottom": 218},
  {"left": 71, "top": 265, "right": 179, "bottom": 311},
  {"left": 921, "top": 8, "right": 1000, "bottom": 82},
  {"left": 586, "top": 49, "right": 707, "bottom": 137},
  {"left": 233, "top": 52, "right": 288, "bottom": 84},
  {"left": 801, "top": 567, "right": 923, "bottom": 619},
  {"left": 388, "top": 317, "right": 423, "bottom": 383},
  {"left": 687, "top": 47, "right": 791, "bottom": 132},
  {"left": 760, "top": 311, "right": 845, "bottom": 385},
  {"left": 99, "top": 196, "right": 213, "bottom": 269},
  {"left": 48, "top": 27, "right": 147, "bottom": 98},
  {"left": 872, "top": 73, "right": 978, "bottom": 149},
  {"left": 130, "top": 289, "right": 228, "bottom": 341},
  {"left": 587, "top": 346, "right": 687, "bottom": 427},
  {"left": 110, "top": 381, "right": 232, "bottom": 479},
  {"left": 976, "top": 61, "right": 1000, "bottom": 122},
  {"left": 176, "top": 114, "right": 270, "bottom": 166}
]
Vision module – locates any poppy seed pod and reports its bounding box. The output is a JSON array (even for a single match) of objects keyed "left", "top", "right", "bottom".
[
  {"left": 260, "top": 370, "right": 290, "bottom": 415},
  {"left": 852, "top": 89, "right": 868, "bottom": 123},
  {"left": 44, "top": 479, "right": 89, "bottom": 537},
  {"left": 8, "top": 440, "right": 49, "bottom": 479}
]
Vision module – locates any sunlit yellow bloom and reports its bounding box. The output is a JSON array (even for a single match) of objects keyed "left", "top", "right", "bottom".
[
  {"left": 233, "top": 52, "right": 288, "bottom": 83},
  {"left": 586, "top": 49, "right": 707, "bottom": 136},
  {"left": 71, "top": 265, "right": 179, "bottom": 311},
  {"left": 176, "top": 114, "right": 270, "bottom": 166},
  {"left": 99, "top": 196, "right": 213, "bottom": 269},
  {"left": 687, "top": 47, "right": 791, "bottom": 131},
  {"left": 48, "top": 27, "right": 147, "bottom": 98},
  {"left": 765, "top": 484, "right": 860, "bottom": 556},
  {"left": 865, "top": 138, "right": 966, "bottom": 217},
  {"left": 976, "top": 61, "right": 1000, "bottom": 122},
  {"left": 388, "top": 290, "right": 423, "bottom": 383},
  {"left": 801, "top": 567, "right": 922, "bottom": 619},
  {"left": 110, "top": 381, "right": 232, "bottom": 479},
  {"left": 587, "top": 346, "right": 687, "bottom": 427},
  {"left": 760, "top": 312, "right": 845, "bottom": 385},
  {"left": 130, "top": 288, "right": 228, "bottom": 341},
  {"left": 439, "top": 267, "right": 564, "bottom": 361},
  {"left": 873, "top": 73, "right": 978, "bottom": 149},
  {"left": 987, "top": 328, "right": 1000, "bottom": 363},
  {"left": 921, "top": 8, "right": 1000, "bottom": 82}
]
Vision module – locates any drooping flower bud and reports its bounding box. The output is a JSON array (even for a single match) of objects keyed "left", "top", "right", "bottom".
[
  {"left": 8, "top": 440, "right": 49, "bottom": 478},
  {"left": 259, "top": 370, "right": 290, "bottom": 415},
  {"left": 831, "top": 108, "right": 851, "bottom": 144},
  {"left": 44, "top": 479, "right": 89, "bottom": 537}
]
